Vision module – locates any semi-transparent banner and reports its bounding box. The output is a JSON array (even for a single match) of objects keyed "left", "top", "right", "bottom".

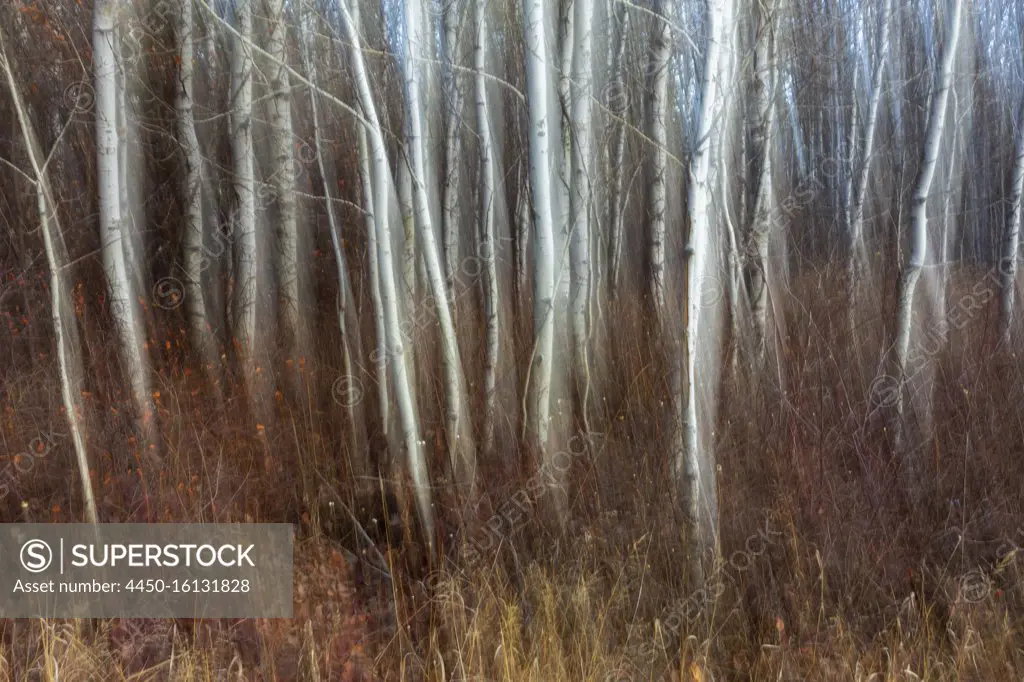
[{"left": 0, "top": 524, "right": 292, "bottom": 618}]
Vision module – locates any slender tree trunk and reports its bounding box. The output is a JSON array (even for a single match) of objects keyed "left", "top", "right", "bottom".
[
  {"left": 475, "top": 0, "right": 499, "bottom": 458},
  {"left": 95, "top": 0, "right": 157, "bottom": 456},
  {"left": 570, "top": 0, "right": 594, "bottom": 435},
  {"left": 679, "top": 0, "right": 729, "bottom": 590},
  {"left": 441, "top": 0, "right": 464, "bottom": 318},
  {"left": 398, "top": 141, "right": 417, "bottom": 302},
  {"left": 114, "top": 28, "right": 143, "bottom": 297},
  {"left": 515, "top": 162, "right": 531, "bottom": 310},
  {"left": 557, "top": 0, "right": 574, "bottom": 309},
  {"left": 266, "top": 0, "right": 307, "bottom": 366},
  {"left": 176, "top": 0, "right": 221, "bottom": 404},
  {"left": 402, "top": 0, "right": 476, "bottom": 496},
  {"left": 606, "top": 4, "right": 629, "bottom": 301},
  {"left": 300, "top": 7, "right": 368, "bottom": 476},
  {"left": 523, "top": 0, "right": 558, "bottom": 474},
  {"left": 340, "top": 0, "right": 435, "bottom": 547},
  {"left": 646, "top": 0, "right": 671, "bottom": 319},
  {"left": 230, "top": 0, "right": 258, "bottom": 395},
  {"left": 745, "top": 0, "right": 776, "bottom": 354},
  {"left": 0, "top": 34, "right": 99, "bottom": 524},
  {"left": 348, "top": 0, "right": 390, "bottom": 448},
  {"left": 892, "top": 0, "right": 962, "bottom": 450},
  {"left": 849, "top": 0, "right": 891, "bottom": 297}
]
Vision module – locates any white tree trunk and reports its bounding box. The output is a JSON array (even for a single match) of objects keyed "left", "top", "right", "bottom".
[
  {"left": 569, "top": 0, "right": 594, "bottom": 434},
  {"left": 402, "top": 0, "right": 475, "bottom": 495},
  {"left": 266, "top": 0, "right": 306, "bottom": 364},
  {"left": 348, "top": 0, "right": 390, "bottom": 445},
  {"left": 679, "top": 0, "right": 729, "bottom": 588},
  {"left": 646, "top": 0, "right": 671, "bottom": 319},
  {"left": 114, "top": 28, "right": 142, "bottom": 296},
  {"left": 1000, "top": 111, "right": 1024, "bottom": 343},
  {"left": 230, "top": 0, "right": 258, "bottom": 388},
  {"left": 176, "top": 0, "right": 221, "bottom": 403},
  {"left": 849, "top": 0, "right": 891, "bottom": 294},
  {"left": 893, "top": 0, "right": 961, "bottom": 444},
  {"left": 523, "top": 0, "right": 558, "bottom": 468},
  {"left": 95, "top": 0, "right": 157, "bottom": 454},
  {"left": 475, "top": 0, "right": 499, "bottom": 457},
  {"left": 340, "top": 0, "right": 435, "bottom": 545},
  {"left": 0, "top": 36, "right": 99, "bottom": 524}
]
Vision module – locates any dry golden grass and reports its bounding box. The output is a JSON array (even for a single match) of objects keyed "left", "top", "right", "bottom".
[{"left": 2, "top": 265, "right": 1024, "bottom": 680}]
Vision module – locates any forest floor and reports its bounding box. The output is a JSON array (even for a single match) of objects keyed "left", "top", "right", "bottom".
[{"left": 2, "top": 266, "right": 1024, "bottom": 680}]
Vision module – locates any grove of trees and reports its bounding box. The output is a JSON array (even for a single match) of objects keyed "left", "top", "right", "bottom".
[{"left": 1, "top": 0, "right": 1024, "bottom": 677}]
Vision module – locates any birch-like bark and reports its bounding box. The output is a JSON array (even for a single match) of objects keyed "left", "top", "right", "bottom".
[
  {"left": 745, "top": 0, "right": 776, "bottom": 354},
  {"left": 570, "top": 0, "right": 594, "bottom": 434},
  {"left": 475, "top": 0, "right": 499, "bottom": 457},
  {"left": 556, "top": 0, "right": 574, "bottom": 308},
  {"left": 441, "top": 0, "right": 464, "bottom": 316},
  {"left": 95, "top": 0, "right": 157, "bottom": 453},
  {"left": 849, "top": 0, "right": 891, "bottom": 294},
  {"left": 348, "top": 0, "right": 389, "bottom": 443},
  {"left": 893, "top": 0, "right": 961, "bottom": 443},
  {"left": 397, "top": 141, "right": 417, "bottom": 301},
  {"left": 606, "top": 4, "right": 629, "bottom": 300},
  {"left": 679, "top": 0, "right": 728, "bottom": 589},
  {"left": 646, "top": 0, "right": 671, "bottom": 319},
  {"left": 114, "top": 28, "right": 143, "bottom": 296},
  {"left": 176, "top": 0, "right": 220, "bottom": 402},
  {"left": 0, "top": 34, "right": 99, "bottom": 524},
  {"left": 300, "top": 8, "right": 368, "bottom": 475},
  {"left": 523, "top": 0, "right": 558, "bottom": 465},
  {"left": 230, "top": 0, "right": 258, "bottom": 387},
  {"left": 402, "top": 0, "right": 475, "bottom": 494},
  {"left": 340, "top": 0, "right": 435, "bottom": 544},
  {"left": 1000, "top": 109, "right": 1024, "bottom": 343},
  {"left": 266, "top": 0, "right": 306, "bottom": 363},
  {"left": 515, "top": 162, "right": 531, "bottom": 308}
]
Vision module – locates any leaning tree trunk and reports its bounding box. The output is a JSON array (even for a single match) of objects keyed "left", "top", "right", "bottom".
[
  {"left": 340, "top": 0, "right": 435, "bottom": 547},
  {"left": 94, "top": 0, "right": 158, "bottom": 455},
  {"left": 892, "top": 0, "right": 962, "bottom": 453},
  {"left": 646, "top": 0, "right": 671, "bottom": 320},
  {"left": 402, "top": 0, "right": 476, "bottom": 496},
  {"left": 175, "top": 0, "right": 221, "bottom": 405},
  {"left": 347, "top": 0, "right": 390, "bottom": 450},
  {"left": 300, "top": 7, "right": 368, "bottom": 478},
  {"left": 0, "top": 33, "right": 99, "bottom": 524},
  {"left": 229, "top": 0, "right": 258, "bottom": 397},
  {"left": 569, "top": 0, "right": 594, "bottom": 436},
  {"left": 999, "top": 107, "right": 1024, "bottom": 344},
  {"left": 475, "top": 0, "right": 499, "bottom": 458}
]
